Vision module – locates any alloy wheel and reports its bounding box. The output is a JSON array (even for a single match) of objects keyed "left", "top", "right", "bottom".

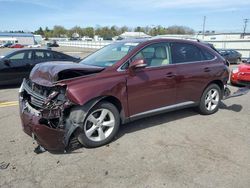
[
  {"left": 205, "top": 89, "right": 219, "bottom": 111},
  {"left": 84, "top": 108, "right": 115, "bottom": 142}
]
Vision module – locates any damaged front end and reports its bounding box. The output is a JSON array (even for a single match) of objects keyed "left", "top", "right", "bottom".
[{"left": 19, "top": 79, "right": 79, "bottom": 152}]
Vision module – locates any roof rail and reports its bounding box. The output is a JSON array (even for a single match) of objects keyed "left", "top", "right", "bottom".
[{"left": 152, "top": 35, "right": 203, "bottom": 42}]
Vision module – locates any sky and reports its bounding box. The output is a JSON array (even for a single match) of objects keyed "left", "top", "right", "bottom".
[{"left": 0, "top": 0, "right": 249, "bottom": 32}]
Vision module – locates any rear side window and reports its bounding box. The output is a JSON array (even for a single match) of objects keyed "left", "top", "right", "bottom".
[
  {"left": 34, "top": 51, "right": 45, "bottom": 59},
  {"left": 53, "top": 52, "right": 69, "bottom": 60},
  {"left": 44, "top": 51, "right": 53, "bottom": 59},
  {"left": 201, "top": 49, "right": 215, "bottom": 60},
  {"left": 171, "top": 43, "right": 204, "bottom": 64}
]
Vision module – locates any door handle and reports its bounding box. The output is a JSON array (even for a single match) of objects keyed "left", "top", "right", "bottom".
[
  {"left": 165, "top": 72, "right": 176, "bottom": 78},
  {"left": 204, "top": 67, "right": 211, "bottom": 72}
]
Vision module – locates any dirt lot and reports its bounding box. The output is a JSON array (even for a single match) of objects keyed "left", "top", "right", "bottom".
[{"left": 0, "top": 47, "right": 250, "bottom": 188}]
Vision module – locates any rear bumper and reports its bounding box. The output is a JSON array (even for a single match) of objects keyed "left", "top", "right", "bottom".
[
  {"left": 231, "top": 72, "right": 250, "bottom": 86},
  {"left": 19, "top": 99, "right": 66, "bottom": 151}
]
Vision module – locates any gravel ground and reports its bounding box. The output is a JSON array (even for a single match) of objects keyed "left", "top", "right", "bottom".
[{"left": 0, "top": 47, "right": 250, "bottom": 188}]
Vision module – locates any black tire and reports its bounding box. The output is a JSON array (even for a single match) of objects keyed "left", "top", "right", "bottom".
[
  {"left": 77, "top": 102, "right": 120, "bottom": 148},
  {"left": 197, "top": 84, "right": 222, "bottom": 115}
]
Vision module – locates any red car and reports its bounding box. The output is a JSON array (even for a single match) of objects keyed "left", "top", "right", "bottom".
[
  {"left": 9, "top": 44, "right": 24, "bottom": 48},
  {"left": 19, "top": 38, "right": 231, "bottom": 152},
  {"left": 231, "top": 59, "right": 250, "bottom": 86}
]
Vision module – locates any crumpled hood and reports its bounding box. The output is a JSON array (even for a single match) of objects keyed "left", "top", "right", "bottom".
[{"left": 30, "top": 61, "right": 104, "bottom": 86}]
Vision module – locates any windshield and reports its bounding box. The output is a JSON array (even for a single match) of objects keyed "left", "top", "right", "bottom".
[{"left": 80, "top": 42, "right": 140, "bottom": 67}]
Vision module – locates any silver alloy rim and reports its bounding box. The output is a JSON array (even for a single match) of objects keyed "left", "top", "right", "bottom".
[
  {"left": 205, "top": 89, "right": 219, "bottom": 111},
  {"left": 84, "top": 108, "right": 115, "bottom": 142}
]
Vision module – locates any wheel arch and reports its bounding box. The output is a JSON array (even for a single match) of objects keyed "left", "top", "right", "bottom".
[
  {"left": 204, "top": 80, "right": 224, "bottom": 96},
  {"left": 64, "top": 95, "right": 125, "bottom": 148},
  {"left": 97, "top": 95, "right": 126, "bottom": 123}
]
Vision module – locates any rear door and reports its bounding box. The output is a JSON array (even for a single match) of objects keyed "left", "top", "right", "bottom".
[
  {"left": 33, "top": 50, "right": 47, "bottom": 64},
  {"left": 170, "top": 42, "right": 215, "bottom": 103},
  {"left": 126, "top": 42, "right": 177, "bottom": 117}
]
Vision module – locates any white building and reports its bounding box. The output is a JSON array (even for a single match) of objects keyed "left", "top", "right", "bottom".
[
  {"left": 196, "top": 33, "right": 250, "bottom": 41},
  {"left": 119, "top": 32, "right": 151, "bottom": 39},
  {"left": 0, "top": 33, "right": 35, "bottom": 45}
]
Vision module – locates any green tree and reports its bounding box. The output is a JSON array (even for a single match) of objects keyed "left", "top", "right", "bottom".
[
  {"left": 52, "top": 25, "right": 67, "bottom": 37},
  {"left": 82, "top": 27, "right": 95, "bottom": 38}
]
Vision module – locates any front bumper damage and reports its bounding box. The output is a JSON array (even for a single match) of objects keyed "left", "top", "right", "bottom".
[{"left": 19, "top": 79, "right": 80, "bottom": 152}]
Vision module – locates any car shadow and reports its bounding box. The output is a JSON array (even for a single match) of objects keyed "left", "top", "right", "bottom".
[
  {"left": 219, "top": 101, "right": 242, "bottom": 112},
  {"left": 49, "top": 102, "right": 244, "bottom": 154},
  {"left": 114, "top": 101, "right": 243, "bottom": 142},
  {"left": 115, "top": 108, "right": 197, "bottom": 141}
]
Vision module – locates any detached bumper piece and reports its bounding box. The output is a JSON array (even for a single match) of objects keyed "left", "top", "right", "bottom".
[{"left": 223, "top": 86, "right": 250, "bottom": 100}]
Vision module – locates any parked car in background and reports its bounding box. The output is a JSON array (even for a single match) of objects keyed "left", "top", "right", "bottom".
[
  {"left": 9, "top": 44, "right": 24, "bottom": 48},
  {"left": 19, "top": 38, "right": 231, "bottom": 151},
  {"left": 218, "top": 49, "right": 242, "bottom": 64},
  {"left": 0, "top": 49, "right": 81, "bottom": 85},
  {"left": 47, "top": 41, "right": 59, "bottom": 47},
  {"left": 0, "top": 42, "right": 13, "bottom": 48},
  {"left": 231, "top": 58, "right": 250, "bottom": 86}
]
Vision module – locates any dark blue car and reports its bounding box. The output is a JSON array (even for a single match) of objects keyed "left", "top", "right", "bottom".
[{"left": 0, "top": 49, "right": 81, "bottom": 85}]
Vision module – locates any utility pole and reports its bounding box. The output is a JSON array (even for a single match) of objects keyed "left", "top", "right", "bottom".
[
  {"left": 202, "top": 16, "right": 206, "bottom": 40},
  {"left": 242, "top": 18, "right": 249, "bottom": 38}
]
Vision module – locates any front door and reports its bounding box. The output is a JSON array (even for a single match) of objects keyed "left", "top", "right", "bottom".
[
  {"left": 126, "top": 43, "right": 177, "bottom": 117},
  {"left": 0, "top": 50, "right": 33, "bottom": 85}
]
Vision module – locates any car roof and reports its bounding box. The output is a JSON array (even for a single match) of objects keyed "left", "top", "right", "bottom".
[{"left": 1, "top": 48, "right": 64, "bottom": 58}]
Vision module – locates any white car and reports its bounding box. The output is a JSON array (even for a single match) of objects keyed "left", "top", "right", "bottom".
[{"left": 27, "top": 44, "right": 41, "bottom": 48}]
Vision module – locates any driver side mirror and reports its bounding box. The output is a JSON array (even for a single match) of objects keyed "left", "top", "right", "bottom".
[
  {"left": 129, "top": 59, "right": 147, "bottom": 70},
  {"left": 3, "top": 59, "right": 11, "bottom": 66}
]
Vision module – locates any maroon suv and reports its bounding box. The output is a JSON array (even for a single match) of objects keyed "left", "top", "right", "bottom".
[{"left": 19, "top": 38, "right": 230, "bottom": 151}]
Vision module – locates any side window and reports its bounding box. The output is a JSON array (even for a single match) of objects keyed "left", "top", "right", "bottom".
[
  {"left": 202, "top": 49, "right": 215, "bottom": 60},
  {"left": 132, "top": 43, "right": 170, "bottom": 67},
  {"left": 27, "top": 51, "right": 32, "bottom": 59},
  {"left": 171, "top": 43, "right": 204, "bottom": 64},
  {"left": 34, "top": 51, "right": 45, "bottom": 60},
  {"left": 53, "top": 52, "right": 68, "bottom": 60},
  {"left": 9, "top": 52, "right": 25, "bottom": 60},
  {"left": 44, "top": 51, "right": 53, "bottom": 59}
]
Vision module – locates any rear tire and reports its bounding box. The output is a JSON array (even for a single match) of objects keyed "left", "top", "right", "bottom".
[
  {"left": 77, "top": 102, "right": 120, "bottom": 148},
  {"left": 198, "top": 84, "right": 221, "bottom": 115}
]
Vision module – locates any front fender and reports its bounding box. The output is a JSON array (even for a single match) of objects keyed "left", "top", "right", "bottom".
[{"left": 64, "top": 96, "right": 105, "bottom": 147}]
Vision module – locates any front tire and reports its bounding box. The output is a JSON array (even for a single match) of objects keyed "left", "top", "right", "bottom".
[
  {"left": 77, "top": 102, "right": 120, "bottom": 148},
  {"left": 198, "top": 84, "right": 221, "bottom": 115}
]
